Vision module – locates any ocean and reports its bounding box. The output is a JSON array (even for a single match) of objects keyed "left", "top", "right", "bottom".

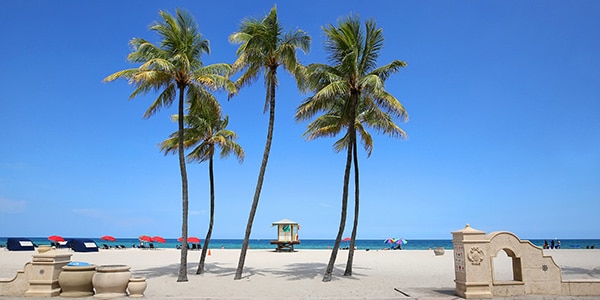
[{"left": 1, "top": 237, "right": 598, "bottom": 250}]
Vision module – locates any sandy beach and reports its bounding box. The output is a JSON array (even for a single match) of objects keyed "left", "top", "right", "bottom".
[{"left": 1, "top": 248, "right": 599, "bottom": 299}]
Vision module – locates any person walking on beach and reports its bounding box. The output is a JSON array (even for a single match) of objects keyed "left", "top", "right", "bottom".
[{"left": 551, "top": 240, "right": 555, "bottom": 249}]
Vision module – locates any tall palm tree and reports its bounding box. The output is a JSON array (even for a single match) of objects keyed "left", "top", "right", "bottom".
[
  {"left": 160, "top": 105, "right": 244, "bottom": 275},
  {"left": 295, "top": 15, "right": 408, "bottom": 282},
  {"left": 229, "top": 5, "right": 310, "bottom": 280},
  {"left": 103, "top": 9, "right": 232, "bottom": 282}
]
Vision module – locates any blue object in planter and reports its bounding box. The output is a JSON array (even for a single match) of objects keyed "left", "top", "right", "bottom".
[{"left": 68, "top": 261, "right": 91, "bottom": 266}]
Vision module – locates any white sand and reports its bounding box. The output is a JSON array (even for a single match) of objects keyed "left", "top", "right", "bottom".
[{"left": 1, "top": 248, "right": 599, "bottom": 299}]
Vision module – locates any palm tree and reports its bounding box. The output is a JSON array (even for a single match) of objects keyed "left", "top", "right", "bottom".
[
  {"left": 228, "top": 5, "right": 310, "bottom": 280},
  {"left": 337, "top": 97, "right": 408, "bottom": 277},
  {"left": 103, "top": 9, "right": 232, "bottom": 282},
  {"left": 295, "top": 15, "right": 408, "bottom": 282},
  {"left": 160, "top": 105, "right": 244, "bottom": 275}
]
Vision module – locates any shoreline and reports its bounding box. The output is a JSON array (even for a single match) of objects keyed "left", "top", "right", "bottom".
[
  {"left": 1, "top": 248, "right": 599, "bottom": 299},
  {"left": 2, "top": 238, "right": 598, "bottom": 251}
]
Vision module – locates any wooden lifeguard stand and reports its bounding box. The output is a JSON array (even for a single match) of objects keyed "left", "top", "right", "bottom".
[{"left": 270, "top": 219, "right": 300, "bottom": 252}]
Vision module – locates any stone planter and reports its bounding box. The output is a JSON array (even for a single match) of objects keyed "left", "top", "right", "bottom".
[
  {"left": 433, "top": 247, "right": 445, "bottom": 256},
  {"left": 92, "top": 265, "right": 131, "bottom": 298},
  {"left": 37, "top": 245, "right": 52, "bottom": 253},
  {"left": 59, "top": 263, "right": 96, "bottom": 297},
  {"left": 127, "top": 277, "right": 147, "bottom": 298}
]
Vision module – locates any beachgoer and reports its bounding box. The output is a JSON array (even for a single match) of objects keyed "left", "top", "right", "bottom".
[
  {"left": 551, "top": 240, "right": 555, "bottom": 249},
  {"left": 543, "top": 240, "right": 549, "bottom": 249},
  {"left": 556, "top": 240, "right": 561, "bottom": 249}
]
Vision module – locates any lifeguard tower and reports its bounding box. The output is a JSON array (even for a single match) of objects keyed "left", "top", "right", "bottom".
[{"left": 270, "top": 219, "right": 300, "bottom": 252}]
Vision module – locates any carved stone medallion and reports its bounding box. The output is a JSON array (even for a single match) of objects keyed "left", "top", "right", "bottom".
[{"left": 467, "top": 246, "right": 484, "bottom": 265}]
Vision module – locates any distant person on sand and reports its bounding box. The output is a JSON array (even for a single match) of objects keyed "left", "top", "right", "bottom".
[
  {"left": 551, "top": 240, "right": 555, "bottom": 249},
  {"left": 543, "top": 240, "right": 549, "bottom": 249},
  {"left": 556, "top": 240, "right": 561, "bottom": 249}
]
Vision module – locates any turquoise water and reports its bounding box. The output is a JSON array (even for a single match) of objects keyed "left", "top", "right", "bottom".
[{"left": 1, "top": 237, "right": 598, "bottom": 250}]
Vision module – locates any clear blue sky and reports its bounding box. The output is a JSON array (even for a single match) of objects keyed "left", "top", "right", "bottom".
[{"left": 1, "top": 1, "right": 599, "bottom": 240}]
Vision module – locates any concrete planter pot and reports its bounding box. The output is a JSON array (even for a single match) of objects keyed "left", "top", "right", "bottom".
[
  {"left": 127, "top": 277, "right": 147, "bottom": 298},
  {"left": 59, "top": 264, "right": 96, "bottom": 297},
  {"left": 37, "top": 245, "right": 52, "bottom": 253},
  {"left": 433, "top": 247, "right": 445, "bottom": 256},
  {"left": 92, "top": 265, "right": 131, "bottom": 298}
]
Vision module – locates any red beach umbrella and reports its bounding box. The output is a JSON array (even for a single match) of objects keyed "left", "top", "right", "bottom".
[
  {"left": 152, "top": 236, "right": 166, "bottom": 243},
  {"left": 48, "top": 235, "right": 65, "bottom": 242},
  {"left": 178, "top": 237, "right": 201, "bottom": 244},
  {"left": 139, "top": 235, "right": 152, "bottom": 243},
  {"left": 342, "top": 237, "right": 351, "bottom": 242},
  {"left": 100, "top": 235, "right": 116, "bottom": 242}
]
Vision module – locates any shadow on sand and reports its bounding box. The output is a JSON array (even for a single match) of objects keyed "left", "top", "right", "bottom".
[
  {"left": 561, "top": 266, "right": 600, "bottom": 278},
  {"left": 134, "top": 261, "right": 371, "bottom": 282}
]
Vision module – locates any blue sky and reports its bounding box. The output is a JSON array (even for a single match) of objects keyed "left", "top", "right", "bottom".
[{"left": 1, "top": 1, "right": 599, "bottom": 240}]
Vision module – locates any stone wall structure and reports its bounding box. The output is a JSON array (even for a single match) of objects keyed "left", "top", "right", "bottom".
[
  {"left": 452, "top": 224, "right": 600, "bottom": 298},
  {"left": 0, "top": 250, "right": 72, "bottom": 297}
]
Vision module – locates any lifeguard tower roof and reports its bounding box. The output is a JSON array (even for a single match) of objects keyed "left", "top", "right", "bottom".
[{"left": 272, "top": 219, "right": 298, "bottom": 225}]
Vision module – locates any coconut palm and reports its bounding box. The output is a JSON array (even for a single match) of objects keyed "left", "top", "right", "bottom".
[
  {"left": 229, "top": 5, "right": 310, "bottom": 280},
  {"left": 160, "top": 105, "right": 244, "bottom": 275},
  {"left": 103, "top": 9, "right": 233, "bottom": 282},
  {"left": 295, "top": 15, "right": 408, "bottom": 282}
]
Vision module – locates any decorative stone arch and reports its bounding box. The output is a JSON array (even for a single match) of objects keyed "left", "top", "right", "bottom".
[
  {"left": 487, "top": 232, "right": 525, "bottom": 283},
  {"left": 490, "top": 246, "right": 523, "bottom": 282},
  {"left": 452, "top": 224, "right": 600, "bottom": 299}
]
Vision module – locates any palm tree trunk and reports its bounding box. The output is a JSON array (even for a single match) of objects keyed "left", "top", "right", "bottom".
[
  {"left": 324, "top": 91, "right": 357, "bottom": 282},
  {"left": 197, "top": 156, "right": 215, "bottom": 274},
  {"left": 323, "top": 137, "right": 352, "bottom": 282},
  {"left": 344, "top": 141, "right": 360, "bottom": 276},
  {"left": 177, "top": 86, "right": 189, "bottom": 282},
  {"left": 235, "top": 73, "right": 277, "bottom": 280}
]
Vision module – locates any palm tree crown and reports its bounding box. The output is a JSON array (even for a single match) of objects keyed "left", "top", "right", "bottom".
[
  {"left": 160, "top": 107, "right": 245, "bottom": 164},
  {"left": 297, "top": 16, "right": 407, "bottom": 125},
  {"left": 229, "top": 5, "right": 311, "bottom": 107}
]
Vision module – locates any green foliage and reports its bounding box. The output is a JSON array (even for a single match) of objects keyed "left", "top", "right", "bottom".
[
  {"left": 229, "top": 5, "right": 310, "bottom": 110},
  {"left": 103, "top": 9, "right": 234, "bottom": 117},
  {"left": 159, "top": 107, "right": 245, "bottom": 164},
  {"left": 296, "top": 14, "right": 409, "bottom": 155}
]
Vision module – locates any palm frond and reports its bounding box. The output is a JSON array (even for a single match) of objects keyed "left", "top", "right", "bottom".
[
  {"left": 102, "top": 68, "right": 139, "bottom": 82},
  {"left": 370, "top": 60, "right": 407, "bottom": 81},
  {"left": 143, "top": 83, "right": 176, "bottom": 118}
]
